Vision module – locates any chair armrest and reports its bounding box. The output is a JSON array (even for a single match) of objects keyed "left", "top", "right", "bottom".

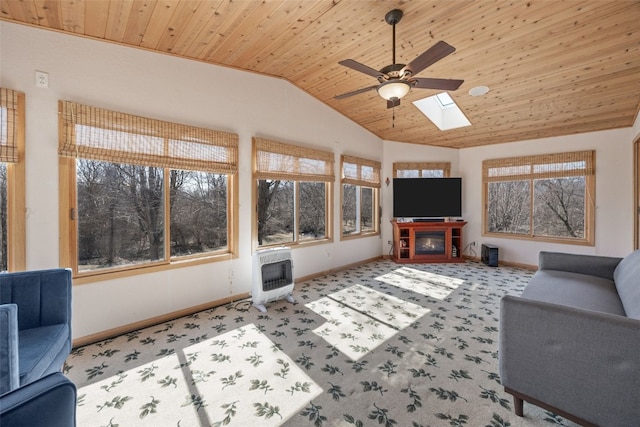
[
  {"left": 499, "top": 295, "right": 640, "bottom": 426},
  {"left": 538, "top": 251, "right": 621, "bottom": 280},
  {"left": 0, "top": 304, "right": 19, "bottom": 394},
  {"left": 0, "top": 372, "right": 77, "bottom": 427}
]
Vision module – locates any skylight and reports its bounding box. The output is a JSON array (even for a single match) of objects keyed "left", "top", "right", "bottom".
[{"left": 413, "top": 92, "right": 471, "bottom": 131}]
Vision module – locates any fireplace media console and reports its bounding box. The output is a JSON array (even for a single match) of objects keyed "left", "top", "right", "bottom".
[{"left": 391, "top": 220, "right": 467, "bottom": 263}]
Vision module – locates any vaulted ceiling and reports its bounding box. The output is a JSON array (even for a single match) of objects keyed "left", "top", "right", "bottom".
[{"left": 2, "top": 0, "right": 639, "bottom": 148}]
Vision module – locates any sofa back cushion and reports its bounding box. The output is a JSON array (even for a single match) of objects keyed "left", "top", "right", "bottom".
[{"left": 614, "top": 249, "right": 640, "bottom": 319}]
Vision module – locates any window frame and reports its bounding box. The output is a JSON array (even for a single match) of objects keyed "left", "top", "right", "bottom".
[
  {"left": 58, "top": 101, "right": 239, "bottom": 283},
  {"left": 0, "top": 88, "right": 26, "bottom": 271},
  {"left": 340, "top": 155, "right": 381, "bottom": 239},
  {"left": 393, "top": 161, "right": 451, "bottom": 178},
  {"left": 252, "top": 137, "right": 334, "bottom": 249},
  {"left": 482, "top": 150, "right": 595, "bottom": 245}
]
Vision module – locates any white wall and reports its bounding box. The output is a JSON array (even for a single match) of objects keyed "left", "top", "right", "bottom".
[
  {"left": 0, "top": 22, "right": 383, "bottom": 339},
  {"left": 458, "top": 128, "right": 635, "bottom": 265}
]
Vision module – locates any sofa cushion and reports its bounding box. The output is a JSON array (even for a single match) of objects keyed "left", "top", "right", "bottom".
[
  {"left": 522, "top": 270, "right": 626, "bottom": 316},
  {"left": 18, "top": 324, "right": 69, "bottom": 386},
  {"left": 614, "top": 249, "right": 640, "bottom": 319}
]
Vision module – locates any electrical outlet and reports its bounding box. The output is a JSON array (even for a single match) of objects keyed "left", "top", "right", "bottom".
[
  {"left": 388, "top": 240, "right": 392, "bottom": 245},
  {"left": 471, "top": 241, "right": 476, "bottom": 246},
  {"left": 35, "top": 71, "right": 49, "bottom": 88}
]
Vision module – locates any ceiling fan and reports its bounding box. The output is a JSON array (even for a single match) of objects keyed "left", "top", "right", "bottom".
[{"left": 335, "top": 9, "right": 464, "bottom": 109}]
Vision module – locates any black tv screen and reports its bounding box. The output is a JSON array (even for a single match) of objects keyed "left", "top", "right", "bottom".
[{"left": 393, "top": 178, "right": 462, "bottom": 218}]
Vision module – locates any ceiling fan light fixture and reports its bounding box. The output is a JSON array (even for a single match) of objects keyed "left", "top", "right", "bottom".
[{"left": 377, "top": 80, "right": 411, "bottom": 101}]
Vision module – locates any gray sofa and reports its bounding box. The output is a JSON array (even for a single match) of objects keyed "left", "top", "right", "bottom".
[{"left": 499, "top": 250, "right": 640, "bottom": 427}]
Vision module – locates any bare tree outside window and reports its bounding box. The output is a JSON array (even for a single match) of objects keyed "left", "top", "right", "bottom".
[
  {"left": 77, "top": 161, "right": 232, "bottom": 271},
  {"left": 170, "top": 171, "right": 228, "bottom": 256},
  {"left": 342, "top": 184, "right": 357, "bottom": 235},
  {"left": 77, "top": 159, "right": 164, "bottom": 271},
  {"left": 257, "top": 180, "right": 294, "bottom": 245},
  {"left": 299, "top": 181, "right": 326, "bottom": 241},
  {"left": 487, "top": 180, "right": 531, "bottom": 234},
  {"left": 534, "top": 177, "right": 585, "bottom": 238},
  {"left": 342, "top": 184, "right": 375, "bottom": 235},
  {"left": 361, "top": 187, "right": 374, "bottom": 232},
  {"left": 257, "top": 179, "right": 326, "bottom": 246}
]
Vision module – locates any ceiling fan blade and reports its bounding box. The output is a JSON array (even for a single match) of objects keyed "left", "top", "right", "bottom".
[
  {"left": 338, "top": 59, "right": 383, "bottom": 78},
  {"left": 387, "top": 98, "right": 400, "bottom": 109},
  {"left": 334, "top": 85, "right": 379, "bottom": 100},
  {"left": 403, "top": 41, "right": 456, "bottom": 76},
  {"left": 412, "top": 77, "right": 464, "bottom": 91}
]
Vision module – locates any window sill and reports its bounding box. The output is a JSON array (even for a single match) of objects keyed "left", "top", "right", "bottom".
[
  {"left": 340, "top": 231, "right": 380, "bottom": 241},
  {"left": 481, "top": 231, "right": 594, "bottom": 246},
  {"left": 256, "top": 237, "right": 333, "bottom": 252},
  {"left": 72, "top": 251, "right": 237, "bottom": 285}
]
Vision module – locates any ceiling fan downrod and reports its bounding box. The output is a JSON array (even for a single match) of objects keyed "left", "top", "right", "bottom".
[{"left": 385, "top": 9, "right": 403, "bottom": 66}]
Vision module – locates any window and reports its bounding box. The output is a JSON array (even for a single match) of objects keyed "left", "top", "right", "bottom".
[
  {"left": 341, "top": 155, "right": 380, "bottom": 237},
  {"left": 394, "top": 162, "right": 451, "bottom": 178},
  {"left": 0, "top": 88, "right": 25, "bottom": 272},
  {"left": 59, "top": 101, "right": 238, "bottom": 277},
  {"left": 482, "top": 151, "right": 595, "bottom": 244},
  {"left": 253, "top": 137, "right": 333, "bottom": 247}
]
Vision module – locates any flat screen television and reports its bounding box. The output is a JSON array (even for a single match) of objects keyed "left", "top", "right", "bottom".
[{"left": 393, "top": 177, "right": 462, "bottom": 218}]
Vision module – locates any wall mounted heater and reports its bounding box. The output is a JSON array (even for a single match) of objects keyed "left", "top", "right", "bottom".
[{"left": 251, "top": 247, "right": 295, "bottom": 312}]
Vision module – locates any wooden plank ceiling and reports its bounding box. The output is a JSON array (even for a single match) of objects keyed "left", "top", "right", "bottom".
[{"left": 2, "top": 0, "right": 640, "bottom": 148}]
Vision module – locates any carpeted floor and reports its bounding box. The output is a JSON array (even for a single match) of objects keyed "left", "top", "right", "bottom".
[{"left": 65, "top": 259, "right": 579, "bottom": 426}]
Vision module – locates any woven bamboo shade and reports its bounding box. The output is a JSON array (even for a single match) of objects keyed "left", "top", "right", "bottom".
[
  {"left": 393, "top": 162, "right": 451, "bottom": 178},
  {"left": 253, "top": 137, "right": 334, "bottom": 182},
  {"left": 0, "top": 88, "right": 20, "bottom": 163},
  {"left": 59, "top": 101, "right": 238, "bottom": 174},
  {"left": 483, "top": 151, "right": 595, "bottom": 182},
  {"left": 341, "top": 155, "right": 381, "bottom": 188}
]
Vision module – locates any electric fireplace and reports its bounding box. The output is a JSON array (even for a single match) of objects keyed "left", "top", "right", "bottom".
[{"left": 414, "top": 231, "right": 446, "bottom": 255}]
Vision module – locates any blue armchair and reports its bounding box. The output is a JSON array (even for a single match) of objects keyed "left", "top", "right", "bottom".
[
  {"left": 1, "top": 372, "right": 77, "bottom": 427},
  {"left": 0, "top": 268, "right": 75, "bottom": 426}
]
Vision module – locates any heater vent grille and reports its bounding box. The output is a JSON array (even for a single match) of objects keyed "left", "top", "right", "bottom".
[{"left": 261, "top": 260, "right": 293, "bottom": 292}]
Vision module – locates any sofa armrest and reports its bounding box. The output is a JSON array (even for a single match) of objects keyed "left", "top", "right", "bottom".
[
  {"left": 538, "top": 251, "right": 621, "bottom": 280},
  {"left": 0, "top": 304, "right": 19, "bottom": 395},
  {"left": 499, "top": 295, "right": 640, "bottom": 426},
  {"left": 0, "top": 372, "right": 77, "bottom": 427}
]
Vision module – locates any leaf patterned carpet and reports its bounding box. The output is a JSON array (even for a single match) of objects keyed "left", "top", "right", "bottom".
[{"left": 65, "top": 260, "right": 579, "bottom": 427}]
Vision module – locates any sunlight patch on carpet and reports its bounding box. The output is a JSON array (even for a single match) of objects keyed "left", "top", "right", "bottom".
[
  {"left": 375, "top": 266, "right": 464, "bottom": 300},
  {"left": 75, "top": 324, "right": 321, "bottom": 426},
  {"left": 306, "top": 284, "right": 430, "bottom": 360}
]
